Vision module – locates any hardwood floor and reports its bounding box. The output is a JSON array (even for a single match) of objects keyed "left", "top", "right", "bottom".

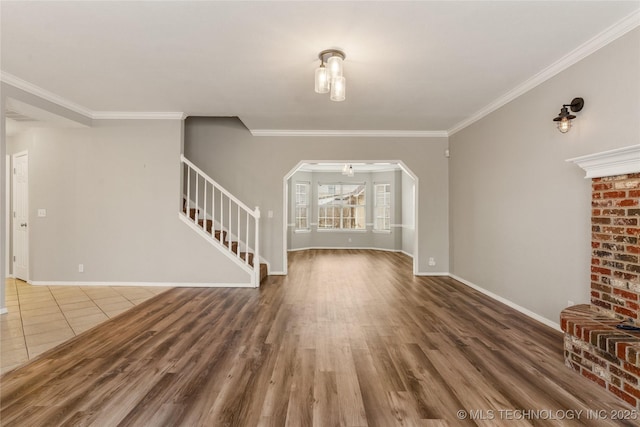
[{"left": 1, "top": 250, "right": 636, "bottom": 426}]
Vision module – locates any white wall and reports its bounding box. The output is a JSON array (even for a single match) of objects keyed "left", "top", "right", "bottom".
[
  {"left": 185, "top": 117, "right": 450, "bottom": 274},
  {"left": 5, "top": 119, "right": 249, "bottom": 285},
  {"left": 402, "top": 171, "right": 416, "bottom": 256},
  {"left": 449, "top": 28, "right": 640, "bottom": 325}
]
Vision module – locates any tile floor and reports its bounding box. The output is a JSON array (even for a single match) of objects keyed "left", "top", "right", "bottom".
[{"left": 0, "top": 278, "right": 170, "bottom": 374}]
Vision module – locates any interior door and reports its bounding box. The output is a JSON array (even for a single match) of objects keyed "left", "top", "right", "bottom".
[{"left": 12, "top": 152, "right": 28, "bottom": 281}]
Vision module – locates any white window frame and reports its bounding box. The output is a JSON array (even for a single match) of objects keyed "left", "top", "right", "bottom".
[
  {"left": 295, "top": 181, "right": 310, "bottom": 232},
  {"left": 317, "top": 182, "right": 366, "bottom": 231},
  {"left": 374, "top": 183, "right": 391, "bottom": 232}
]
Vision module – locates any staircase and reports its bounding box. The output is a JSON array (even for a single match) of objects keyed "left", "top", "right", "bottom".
[{"left": 180, "top": 155, "right": 267, "bottom": 287}]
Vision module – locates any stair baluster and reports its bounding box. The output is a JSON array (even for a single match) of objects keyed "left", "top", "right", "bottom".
[{"left": 179, "top": 155, "right": 264, "bottom": 286}]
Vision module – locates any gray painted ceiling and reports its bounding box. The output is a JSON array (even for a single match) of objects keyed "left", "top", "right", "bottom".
[{"left": 1, "top": 1, "right": 638, "bottom": 133}]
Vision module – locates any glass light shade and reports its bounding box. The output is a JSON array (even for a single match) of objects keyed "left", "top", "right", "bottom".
[
  {"left": 315, "top": 66, "right": 329, "bottom": 94},
  {"left": 557, "top": 118, "right": 571, "bottom": 133},
  {"left": 330, "top": 76, "right": 346, "bottom": 102},
  {"left": 327, "top": 55, "right": 343, "bottom": 79}
]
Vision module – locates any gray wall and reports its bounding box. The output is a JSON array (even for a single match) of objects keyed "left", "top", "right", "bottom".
[
  {"left": 449, "top": 28, "right": 640, "bottom": 325},
  {"left": 5, "top": 119, "right": 249, "bottom": 285},
  {"left": 2, "top": 82, "right": 95, "bottom": 310},
  {"left": 288, "top": 169, "right": 402, "bottom": 251},
  {"left": 185, "top": 117, "right": 450, "bottom": 274}
]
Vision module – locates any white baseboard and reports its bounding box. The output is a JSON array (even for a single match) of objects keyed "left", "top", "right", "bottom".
[
  {"left": 268, "top": 271, "right": 286, "bottom": 276},
  {"left": 415, "top": 272, "right": 449, "bottom": 276},
  {"left": 0, "top": 307, "right": 8, "bottom": 315},
  {"left": 29, "top": 281, "right": 253, "bottom": 288},
  {"left": 448, "top": 273, "right": 561, "bottom": 331},
  {"left": 288, "top": 246, "right": 406, "bottom": 253}
]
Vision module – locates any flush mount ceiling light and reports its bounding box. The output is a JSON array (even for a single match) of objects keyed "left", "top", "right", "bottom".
[
  {"left": 341, "top": 163, "right": 354, "bottom": 177},
  {"left": 314, "top": 49, "right": 346, "bottom": 102},
  {"left": 553, "top": 97, "right": 584, "bottom": 133}
]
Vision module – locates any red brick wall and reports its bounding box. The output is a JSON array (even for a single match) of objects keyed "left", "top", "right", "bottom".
[{"left": 591, "top": 173, "right": 640, "bottom": 323}]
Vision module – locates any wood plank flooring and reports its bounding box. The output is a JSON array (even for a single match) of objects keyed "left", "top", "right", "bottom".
[{"left": 1, "top": 250, "right": 636, "bottom": 426}]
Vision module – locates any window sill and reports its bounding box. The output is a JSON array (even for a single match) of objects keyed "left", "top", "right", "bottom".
[
  {"left": 372, "top": 229, "right": 391, "bottom": 234},
  {"left": 316, "top": 229, "right": 367, "bottom": 233},
  {"left": 294, "top": 229, "right": 311, "bottom": 234}
]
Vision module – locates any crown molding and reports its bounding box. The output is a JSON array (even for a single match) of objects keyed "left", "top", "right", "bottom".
[
  {"left": 1, "top": 71, "right": 94, "bottom": 118},
  {"left": 1, "top": 71, "right": 187, "bottom": 121},
  {"left": 447, "top": 9, "right": 640, "bottom": 136},
  {"left": 249, "top": 129, "right": 448, "bottom": 138},
  {"left": 566, "top": 144, "right": 640, "bottom": 179},
  {"left": 92, "top": 111, "right": 187, "bottom": 120}
]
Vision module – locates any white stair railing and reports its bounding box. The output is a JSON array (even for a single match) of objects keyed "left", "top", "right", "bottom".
[{"left": 180, "top": 155, "right": 261, "bottom": 287}]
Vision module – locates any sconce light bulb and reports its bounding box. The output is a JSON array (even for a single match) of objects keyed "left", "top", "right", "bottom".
[{"left": 558, "top": 117, "right": 571, "bottom": 133}]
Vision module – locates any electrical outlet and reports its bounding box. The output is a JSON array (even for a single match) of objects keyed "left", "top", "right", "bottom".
[
  {"left": 348, "top": 238, "right": 352, "bottom": 243},
  {"left": 428, "top": 257, "right": 436, "bottom": 266},
  {"left": 78, "top": 264, "right": 84, "bottom": 273},
  {"left": 568, "top": 300, "right": 575, "bottom": 307}
]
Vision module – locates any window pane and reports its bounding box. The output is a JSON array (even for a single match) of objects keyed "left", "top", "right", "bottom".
[
  {"left": 318, "top": 183, "right": 366, "bottom": 230},
  {"left": 295, "top": 183, "right": 310, "bottom": 229},
  {"left": 374, "top": 184, "right": 390, "bottom": 231},
  {"left": 354, "top": 206, "right": 366, "bottom": 229}
]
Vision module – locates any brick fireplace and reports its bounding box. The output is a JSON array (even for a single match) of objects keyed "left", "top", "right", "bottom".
[
  {"left": 561, "top": 145, "right": 640, "bottom": 408},
  {"left": 591, "top": 173, "right": 640, "bottom": 320}
]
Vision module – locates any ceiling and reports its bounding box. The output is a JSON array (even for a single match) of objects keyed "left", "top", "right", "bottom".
[{"left": 1, "top": 1, "right": 639, "bottom": 134}]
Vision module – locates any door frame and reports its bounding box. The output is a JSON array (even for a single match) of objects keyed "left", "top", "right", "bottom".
[
  {"left": 12, "top": 150, "right": 29, "bottom": 282},
  {"left": 5, "top": 155, "right": 10, "bottom": 278}
]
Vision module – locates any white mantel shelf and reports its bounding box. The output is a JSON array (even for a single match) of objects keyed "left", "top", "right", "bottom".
[{"left": 566, "top": 144, "right": 640, "bottom": 179}]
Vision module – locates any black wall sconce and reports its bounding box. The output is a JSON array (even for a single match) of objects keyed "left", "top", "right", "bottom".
[{"left": 553, "top": 97, "right": 584, "bottom": 133}]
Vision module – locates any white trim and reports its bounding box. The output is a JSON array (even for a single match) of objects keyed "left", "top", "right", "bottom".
[
  {"left": 0, "top": 308, "right": 8, "bottom": 315},
  {"left": 93, "top": 111, "right": 187, "bottom": 120},
  {"left": 448, "top": 273, "right": 561, "bottom": 331},
  {"left": 566, "top": 144, "right": 640, "bottom": 178},
  {"left": 251, "top": 129, "right": 448, "bottom": 138},
  {"left": 0, "top": 72, "right": 187, "bottom": 121},
  {"left": 1, "top": 71, "right": 94, "bottom": 118},
  {"left": 5, "top": 155, "right": 10, "bottom": 279},
  {"left": 399, "top": 250, "right": 413, "bottom": 258},
  {"left": 288, "top": 246, "right": 407, "bottom": 253},
  {"left": 448, "top": 9, "right": 640, "bottom": 136},
  {"left": 29, "top": 281, "right": 252, "bottom": 288},
  {"left": 316, "top": 229, "right": 367, "bottom": 233},
  {"left": 415, "top": 272, "right": 449, "bottom": 276}
]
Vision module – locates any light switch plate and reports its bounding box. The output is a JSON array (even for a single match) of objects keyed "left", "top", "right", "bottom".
[{"left": 38, "top": 209, "right": 47, "bottom": 217}]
